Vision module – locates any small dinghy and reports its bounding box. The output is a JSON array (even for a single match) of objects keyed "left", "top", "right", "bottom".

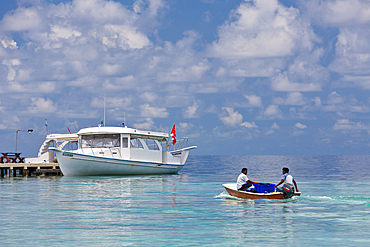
[{"left": 222, "top": 183, "right": 301, "bottom": 200}]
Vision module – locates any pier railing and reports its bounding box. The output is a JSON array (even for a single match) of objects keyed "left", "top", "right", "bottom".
[{"left": 1, "top": 153, "right": 25, "bottom": 163}]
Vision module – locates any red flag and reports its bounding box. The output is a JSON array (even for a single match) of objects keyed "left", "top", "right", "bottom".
[
  {"left": 67, "top": 127, "right": 72, "bottom": 134},
  {"left": 171, "top": 124, "right": 176, "bottom": 145}
]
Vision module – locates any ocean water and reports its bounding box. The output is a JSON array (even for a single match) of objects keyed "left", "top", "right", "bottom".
[{"left": 1, "top": 155, "right": 370, "bottom": 246}]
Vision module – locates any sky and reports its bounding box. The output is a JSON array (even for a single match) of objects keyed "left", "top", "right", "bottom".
[{"left": 1, "top": 0, "right": 370, "bottom": 156}]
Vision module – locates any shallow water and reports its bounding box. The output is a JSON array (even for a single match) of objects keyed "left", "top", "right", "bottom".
[{"left": 1, "top": 155, "right": 370, "bottom": 246}]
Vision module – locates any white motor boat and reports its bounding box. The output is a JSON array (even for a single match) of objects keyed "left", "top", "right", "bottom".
[{"left": 47, "top": 125, "right": 196, "bottom": 176}]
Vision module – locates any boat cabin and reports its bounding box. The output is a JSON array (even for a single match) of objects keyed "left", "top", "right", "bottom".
[{"left": 77, "top": 128, "right": 167, "bottom": 163}]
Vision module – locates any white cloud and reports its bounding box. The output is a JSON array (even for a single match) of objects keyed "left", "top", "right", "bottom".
[
  {"left": 333, "top": 119, "right": 370, "bottom": 130},
  {"left": 226, "top": 58, "right": 285, "bottom": 78},
  {"left": 313, "top": 97, "right": 321, "bottom": 107},
  {"left": 49, "top": 25, "right": 82, "bottom": 41},
  {"left": 100, "top": 63, "right": 122, "bottom": 76},
  {"left": 140, "top": 103, "right": 169, "bottom": 118},
  {"left": 350, "top": 105, "right": 369, "bottom": 113},
  {"left": 102, "top": 76, "right": 136, "bottom": 90},
  {"left": 266, "top": 123, "right": 279, "bottom": 135},
  {"left": 203, "top": 10, "right": 212, "bottom": 23},
  {"left": 178, "top": 122, "right": 189, "bottom": 130},
  {"left": 184, "top": 101, "right": 199, "bottom": 118},
  {"left": 178, "top": 122, "right": 194, "bottom": 134},
  {"left": 2, "top": 59, "right": 21, "bottom": 81},
  {"left": 338, "top": 75, "right": 370, "bottom": 89},
  {"left": 271, "top": 122, "right": 280, "bottom": 129},
  {"left": 3, "top": 59, "right": 21, "bottom": 66},
  {"left": 91, "top": 96, "right": 133, "bottom": 108},
  {"left": 140, "top": 92, "right": 158, "bottom": 103},
  {"left": 157, "top": 32, "right": 210, "bottom": 83},
  {"left": 187, "top": 77, "right": 242, "bottom": 94},
  {"left": 133, "top": 0, "right": 166, "bottom": 17},
  {"left": 295, "top": 122, "right": 307, "bottom": 129},
  {"left": 274, "top": 92, "right": 307, "bottom": 105},
  {"left": 244, "top": 95, "right": 262, "bottom": 107},
  {"left": 292, "top": 130, "right": 304, "bottom": 136},
  {"left": 133, "top": 118, "right": 155, "bottom": 130},
  {"left": 241, "top": 121, "right": 258, "bottom": 128},
  {"left": 27, "top": 97, "right": 57, "bottom": 114},
  {"left": 1, "top": 39, "right": 18, "bottom": 49},
  {"left": 0, "top": 0, "right": 163, "bottom": 97},
  {"left": 65, "top": 120, "right": 79, "bottom": 132},
  {"left": 2, "top": 7, "right": 42, "bottom": 31},
  {"left": 72, "top": 0, "right": 135, "bottom": 22},
  {"left": 304, "top": 0, "right": 370, "bottom": 26},
  {"left": 266, "top": 130, "right": 274, "bottom": 135},
  {"left": 37, "top": 81, "right": 57, "bottom": 93},
  {"left": 314, "top": 2, "right": 370, "bottom": 91},
  {"left": 2, "top": 0, "right": 153, "bottom": 53},
  {"left": 220, "top": 107, "right": 243, "bottom": 126},
  {"left": 327, "top": 91, "right": 344, "bottom": 104},
  {"left": 0, "top": 115, "right": 20, "bottom": 130},
  {"left": 103, "top": 24, "right": 151, "bottom": 50},
  {"left": 101, "top": 36, "right": 117, "bottom": 48},
  {"left": 322, "top": 91, "right": 346, "bottom": 112},
  {"left": 329, "top": 27, "right": 370, "bottom": 77},
  {"left": 271, "top": 72, "right": 322, "bottom": 92},
  {"left": 261, "top": 105, "right": 282, "bottom": 119},
  {"left": 270, "top": 48, "right": 328, "bottom": 92},
  {"left": 158, "top": 60, "right": 210, "bottom": 82},
  {"left": 208, "top": 0, "right": 315, "bottom": 59}
]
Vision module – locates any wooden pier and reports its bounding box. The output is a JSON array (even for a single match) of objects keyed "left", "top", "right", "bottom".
[
  {"left": 0, "top": 152, "right": 62, "bottom": 177},
  {"left": 0, "top": 163, "right": 62, "bottom": 177}
]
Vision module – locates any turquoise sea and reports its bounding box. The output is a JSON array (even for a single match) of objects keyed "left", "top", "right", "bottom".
[{"left": 1, "top": 155, "right": 370, "bottom": 246}]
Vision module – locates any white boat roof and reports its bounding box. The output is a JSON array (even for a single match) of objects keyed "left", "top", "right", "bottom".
[
  {"left": 77, "top": 126, "right": 169, "bottom": 140},
  {"left": 46, "top": 126, "right": 169, "bottom": 141},
  {"left": 46, "top": 133, "right": 79, "bottom": 141}
]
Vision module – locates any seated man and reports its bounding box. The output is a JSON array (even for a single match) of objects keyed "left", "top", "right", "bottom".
[
  {"left": 237, "top": 168, "right": 258, "bottom": 191},
  {"left": 274, "top": 167, "right": 299, "bottom": 198}
]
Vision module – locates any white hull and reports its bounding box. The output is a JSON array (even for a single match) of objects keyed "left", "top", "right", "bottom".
[{"left": 54, "top": 149, "right": 184, "bottom": 176}]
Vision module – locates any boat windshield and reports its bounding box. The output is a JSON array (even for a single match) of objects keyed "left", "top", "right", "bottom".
[
  {"left": 143, "top": 138, "right": 160, "bottom": 150},
  {"left": 81, "top": 134, "right": 120, "bottom": 148},
  {"left": 130, "top": 138, "right": 143, "bottom": 149}
]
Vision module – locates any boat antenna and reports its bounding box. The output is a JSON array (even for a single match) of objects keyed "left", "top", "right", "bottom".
[
  {"left": 34, "top": 118, "right": 49, "bottom": 156},
  {"left": 103, "top": 95, "right": 106, "bottom": 127}
]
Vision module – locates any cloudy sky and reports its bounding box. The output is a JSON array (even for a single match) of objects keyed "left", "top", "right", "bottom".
[{"left": 1, "top": 0, "right": 370, "bottom": 156}]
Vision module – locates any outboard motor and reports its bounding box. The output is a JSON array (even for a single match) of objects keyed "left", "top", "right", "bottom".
[{"left": 282, "top": 184, "right": 295, "bottom": 199}]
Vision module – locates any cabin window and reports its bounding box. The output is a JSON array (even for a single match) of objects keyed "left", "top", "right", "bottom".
[
  {"left": 81, "top": 134, "right": 120, "bottom": 148},
  {"left": 143, "top": 138, "right": 160, "bottom": 150},
  {"left": 130, "top": 138, "right": 143, "bottom": 149},
  {"left": 122, "top": 137, "right": 128, "bottom": 148}
]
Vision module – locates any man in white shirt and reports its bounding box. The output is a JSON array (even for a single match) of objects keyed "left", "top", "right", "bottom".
[
  {"left": 274, "top": 167, "right": 299, "bottom": 193},
  {"left": 237, "top": 168, "right": 259, "bottom": 191}
]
